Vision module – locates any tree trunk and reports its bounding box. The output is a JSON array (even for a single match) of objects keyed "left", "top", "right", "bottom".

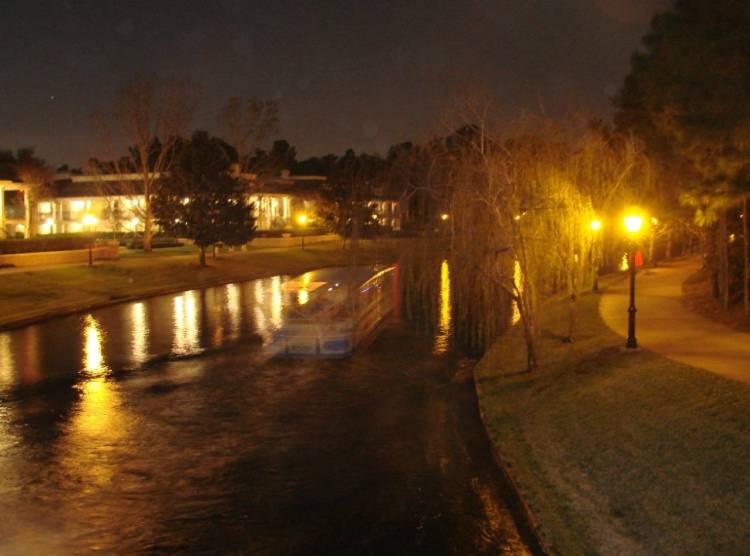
[
  {"left": 719, "top": 209, "right": 730, "bottom": 311},
  {"left": 744, "top": 195, "right": 749, "bottom": 317},
  {"left": 666, "top": 229, "right": 674, "bottom": 259},
  {"left": 199, "top": 245, "right": 206, "bottom": 267},
  {"left": 520, "top": 304, "right": 538, "bottom": 372},
  {"left": 143, "top": 183, "right": 153, "bottom": 252},
  {"left": 708, "top": 224, "right": 720, "bottom": 299},
  {"left": 23, "top": 190, "right": 37, "bottom": 239},
  {"left": 649, "top": 234, "right": 657, "bottom": 267}
]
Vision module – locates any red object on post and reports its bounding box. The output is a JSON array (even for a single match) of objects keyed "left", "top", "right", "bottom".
[{"left": 635, "top": 250, "right": 644, "bottom": 268}]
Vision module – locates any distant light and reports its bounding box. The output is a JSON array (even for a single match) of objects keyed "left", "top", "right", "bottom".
[
  {"left": 514, "top": 214, "right": 522, "bottom": 221},
  {"left": 82, "top": 214, "right": 98, "bottom": 226},
  {"left": 44, "top": 218, "right": 54, "bottom": 227},
  {"left": 296, "top": 213, "right": 308, "bottom": 226},
  {"left": 651, "top": 217, "right": 659, "bottom": 226},
  {"left": 619, "top": 253, "right": 629, "bottom": 271},
  {"left": 590, "top": 219, "right": 602, "bottom": 231},
  {"left": 440, "top": 213, "right": 449, "bottom": 221}
]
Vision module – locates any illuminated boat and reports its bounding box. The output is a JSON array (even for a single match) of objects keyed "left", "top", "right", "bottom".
[{"left": 265, "top": 265, "right": 398, "bottom": 357}]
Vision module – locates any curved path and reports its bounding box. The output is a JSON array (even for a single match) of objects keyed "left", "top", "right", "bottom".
[{"left": 599, "top": 257, "right": 750, "bottom": 384}]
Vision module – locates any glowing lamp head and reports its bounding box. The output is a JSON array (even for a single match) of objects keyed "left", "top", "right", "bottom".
[
  {"left": 624, "top": 214, "right": 644, "bottom": 234},
  {"left": 82, "top": 214, "right": 98, "bottom": 226},
  {"left": 590, "top": 219, "right": 602, "bottom": 232},
  {"left": 296, "top": 213, "right": 308, "bottom": 226},
  {"left": 440, "top": 213, "right": 449, "bottom": 221}
]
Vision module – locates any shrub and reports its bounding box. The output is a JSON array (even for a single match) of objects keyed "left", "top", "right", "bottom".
[{"left": 0, "top": 235, "right": 95, "bottom": 254}]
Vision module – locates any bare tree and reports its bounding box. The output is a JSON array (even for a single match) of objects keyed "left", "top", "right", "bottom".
[
  {"left": 92, "top": 74, "right": 197, "bottom": 251},
  {"left": 217, "top": 97, "right": 279, "bottom": 174},
  {"left": 15, "top": 149, "right": 54, "bottom": 239}
]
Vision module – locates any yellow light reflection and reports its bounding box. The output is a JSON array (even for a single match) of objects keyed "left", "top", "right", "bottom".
[
  {"left": 254, "top": 279, "right": 265, "bottom": 304},
  {"left": 298, "top": 288, "right": 309, "bottom": 305},
  {"left": 297, "top": 272, "right": 312, "bottom": 305},
  {"left": 226, "top": 284, "right": 241, "bottom": 338},
  {"left": 173, "top": 291, "right": 199, "bottom": 355},
  {"left": 0, "top": 333, "right": 14, "bottom": 384},
  {"left": 130, "top": 302, "right": 149, "bottom": 365},
  {"left": 512, "top": 260, "right": 523, "bottom": 325},
  {"left": 83, "top": 314, "right": 109, "bottom": 376},
  {"left": 62, "top": 377, "right": 127, "bottom": 488},
  {"left": 433, "top": 259, "right": 452, "bottom": 354},
  {"left": 271, "top": 276, "right": 283, "bottom": 329},
  {"left": 254, "top": 306, "right": 270, "bottom": 341}
]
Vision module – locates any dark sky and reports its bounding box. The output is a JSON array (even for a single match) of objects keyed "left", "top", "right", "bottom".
[{"left": 0, "top": 0, "right": 668, "bottom": 168}]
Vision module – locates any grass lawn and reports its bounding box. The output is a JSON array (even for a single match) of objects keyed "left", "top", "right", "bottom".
[
  {"left": 475, "top": 287, "right": 750, "bottom": 555},
  {"left": 0, "top": 239, "right": 400, "bottom": 329}
]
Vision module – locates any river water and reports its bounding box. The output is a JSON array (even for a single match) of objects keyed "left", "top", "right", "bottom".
[{"left": 0, "top": 270, "right": 536, "bottom": 555}]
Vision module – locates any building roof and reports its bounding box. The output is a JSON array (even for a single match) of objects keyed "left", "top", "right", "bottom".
[{"left": 47, "top": 176, "right": 145, "bottom": 199}]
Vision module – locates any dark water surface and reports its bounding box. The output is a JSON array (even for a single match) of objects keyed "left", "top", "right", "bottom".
[{"left": 0, "top": 272, "right": 535, "bottom": 555}]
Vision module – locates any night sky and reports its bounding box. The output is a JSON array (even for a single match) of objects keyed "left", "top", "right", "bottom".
[{"left": 0, "top": 0, "right": 668, "bottom": 168}]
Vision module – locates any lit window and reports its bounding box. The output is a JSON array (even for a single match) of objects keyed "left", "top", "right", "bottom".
[
  {"left": 70, "top": 200, "right": 85, "bottom": 212},
  {"left": 39, "top": 202, "right": 52, "bottom": 214}
]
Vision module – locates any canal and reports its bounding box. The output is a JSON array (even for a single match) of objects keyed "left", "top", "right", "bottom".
[{"left": 0, "top": 270, "right": 536, "bottom": 554}]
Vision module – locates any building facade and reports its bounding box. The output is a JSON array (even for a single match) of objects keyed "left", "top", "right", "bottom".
[{"left": 6, "top": 171, "right": 401, "bottom": 237}]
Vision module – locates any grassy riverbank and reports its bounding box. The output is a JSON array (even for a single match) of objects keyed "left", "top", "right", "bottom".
[
  {"left": 0, "top": 240, "right": 400, "bottom": 330},
  {"left": 475, "top": 288, "right": 750, "bottom": 555}
]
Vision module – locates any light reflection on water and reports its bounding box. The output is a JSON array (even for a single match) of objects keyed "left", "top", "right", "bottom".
[
  {"left": 270, "top": 275, "right": 283, "bottom": 329},
  {"left": 433, "top": 259, "right": 452, "bottom": 354},
  {"left": 0, "top": 333, "right": 13, "bottom": 384},
  {"left": 226, "top": 284, "right": 241, "bottom": 339},
  {"left": 83, "top": 315, "right": 108, "bottom": 376},
  {"left": 130, "top": 302, "right": 149, "bottom": 365},
  {"left": 0, "top": 269, "right": 534, "bottom": 555},
  {"left": 173, "top": 290, "right": 200, "bottom": 356}
]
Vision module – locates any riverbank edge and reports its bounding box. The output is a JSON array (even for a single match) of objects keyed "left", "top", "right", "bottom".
[
  {"left": 0, "top": 248, "right": 398, "bottom": 332},
  {"left": 472, "top": 368, "right": 554, "bottom": 556},
  {"left": 469, "top": 275, "right": 629, "bottom": 556}
]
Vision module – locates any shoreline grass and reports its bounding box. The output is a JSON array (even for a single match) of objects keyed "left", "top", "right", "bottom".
[
  {"left": 475, "top": 286, "right": 750, "bottom": 555},
  {"left": 0, "top": 240, "right": 400, "bottom": 330}
]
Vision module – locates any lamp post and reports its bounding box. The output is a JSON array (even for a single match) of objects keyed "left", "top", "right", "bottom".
[
  {"left": 590, "top": 219, "right": 602, "bottom": 291},
  {"left": 296, "top": 213, "right": 308, "bottom": 249},
  {"left": 624, "top": 213, "right": 644, "bottom": 349}
]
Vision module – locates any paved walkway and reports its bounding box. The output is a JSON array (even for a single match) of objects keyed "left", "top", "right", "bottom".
[{"left": 599, "top": 257, "right": 750, "bottom": 384}]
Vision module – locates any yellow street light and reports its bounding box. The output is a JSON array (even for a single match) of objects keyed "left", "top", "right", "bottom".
[
  {"left": 590, "top": 219, "right": 602, "bottom": 232},
  {"left": 622, "top": 209, "right": 647, "bottom": 349},
  {"left": 296, "top": 213, "right": 308, "bottom": 249},
  {"left": 624, "top": 214, "right": 644, "bottom": 235}
]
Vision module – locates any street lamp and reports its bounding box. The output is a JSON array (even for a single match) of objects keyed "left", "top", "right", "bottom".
[
  {"left": 590, "top": 219, "right": 602, "bottom": 291},
  {"left": 623, "top": 212, "right": 644, "bottom": 349},
  {"left": 296, "top": 213, "right": 308, "bottom": 249}
]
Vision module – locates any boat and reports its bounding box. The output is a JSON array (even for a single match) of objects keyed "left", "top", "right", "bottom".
[{"left": 264, "top": 265, "right": 398, "bottom": 357}]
